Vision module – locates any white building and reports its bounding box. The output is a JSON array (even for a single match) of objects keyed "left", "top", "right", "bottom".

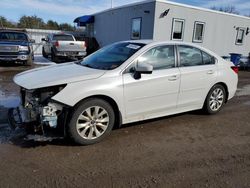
[{"left": 74, "top": 0, "right": 250, "bottom": 57}]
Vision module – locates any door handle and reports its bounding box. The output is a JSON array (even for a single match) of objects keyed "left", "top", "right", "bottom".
[
  {"left": 207, "top": 70, "right": 215, "bottom": 74},
  {"left": 168, "top": 75, "right": 178, "bottom": 81}
]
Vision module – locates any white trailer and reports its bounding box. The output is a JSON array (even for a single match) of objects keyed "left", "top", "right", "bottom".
[{"left": 75, "top": 0, "right": 250, "bottom": 57}]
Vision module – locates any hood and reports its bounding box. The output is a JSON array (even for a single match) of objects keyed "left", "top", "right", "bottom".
[
  {"left": 14, "top": 62, "right": 106, "bottom": 89},
  {"left": 0, "top": 41, "right": 29, "bottom": 46}
]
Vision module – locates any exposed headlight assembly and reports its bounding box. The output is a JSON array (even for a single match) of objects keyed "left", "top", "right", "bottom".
[{"left": 34, "top": 84, "right": 67, "bottom": 104}]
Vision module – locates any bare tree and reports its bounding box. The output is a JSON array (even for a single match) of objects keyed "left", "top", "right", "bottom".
[{"left": 211, "top": 5, "right": 239, "bottom": 15}]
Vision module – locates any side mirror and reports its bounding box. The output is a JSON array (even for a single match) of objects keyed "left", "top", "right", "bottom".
[
  {"left": 134, "top": 62, "right": 153, "bottom": 79},
  {"left": 41, "top": 38, "right": 47, "bottom": 42},
  {"left": 29, "top": 39, "right": 35, "bottom": 43}
]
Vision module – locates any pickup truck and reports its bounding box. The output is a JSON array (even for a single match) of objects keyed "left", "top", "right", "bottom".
[
  {"left": 0, "top": 29, "right": 34, "bottom": 65},
  {"left": 42, "top": 33, "right": 87, "bottom": 63}
]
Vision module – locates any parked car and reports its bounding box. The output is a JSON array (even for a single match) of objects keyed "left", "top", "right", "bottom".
[
  {"left": 42, "top": 33, "right": 86, "bottom": 63},
  {"left": 74, "top": 36, "right": 100, "bottom": 55},
  {"left": 239, "top": 56, "right": 250, "bottom": 70},
  {"left": 0, "top": 29, "right": 34, "bottom": 65},
  {"left": 9, "top": 40, "right": 238, "bottom": 145}
]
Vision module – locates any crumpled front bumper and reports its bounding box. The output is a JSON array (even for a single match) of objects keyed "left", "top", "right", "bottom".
[
  {"left": 8, "top": 106, "right": 38, "bottom": 131},
  {"left": 8, "top": 107, "right": 64, "bottom": 141},
  {"left": 8, "top": 108, "right": 23, "bottom": 130}
]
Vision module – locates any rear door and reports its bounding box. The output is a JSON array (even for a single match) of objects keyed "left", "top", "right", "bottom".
[{"left": 177, "top": 45, "right": 217, "bottom": 109}]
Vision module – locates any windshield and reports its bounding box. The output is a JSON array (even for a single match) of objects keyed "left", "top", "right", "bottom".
[
  {"left": 79, "top": 42, "right": 145, "bottom": 70},
  {"left": 0, "top": 32, "right": 28, "bottom": 41},
  {"left": 53, "top": 35, "right": 74, "bottom": 41}
]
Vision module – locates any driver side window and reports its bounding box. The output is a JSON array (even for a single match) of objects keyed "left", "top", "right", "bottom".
[{"left": 138, "top": 45, "right": 176, "bottom": 70}]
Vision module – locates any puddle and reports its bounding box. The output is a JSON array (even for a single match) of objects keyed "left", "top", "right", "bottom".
[
  {"left": 0, "top": 124, "right": 26, "bottom": 144},
  {"left": 0, "top": 89, "right": 20, "bottom": 108},
  {"left": 244, "top": 101, "right": 250, "bottom": 106},
  {"left": 236, "top": 84, "right": 250, "bottom": 96},
  {"left": 0, "top": 125, "right": 11, "bottom": 144}
]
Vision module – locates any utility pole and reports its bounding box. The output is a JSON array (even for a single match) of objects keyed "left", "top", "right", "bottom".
[
  {"left": 0, "top": 18, "right": 3, "bottom": 28},
  {"left": 111, "top": 0, "right": 113, "bottom": 8}
]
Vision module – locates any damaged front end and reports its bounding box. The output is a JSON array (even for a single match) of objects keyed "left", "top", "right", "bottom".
[{"left": 8, "top": 85, "right": 69, "bottom": 138}]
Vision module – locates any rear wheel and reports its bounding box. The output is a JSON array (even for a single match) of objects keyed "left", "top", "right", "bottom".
[
  {"left": 42, "top": 47, "right": 48, "bottom": 58},
  {"left": 51, "top": 49, "right": 59, "bottom": 63},
  {"left": 203, "top": 84, "right": 226, "bottom": 114},
  {"left": 67, "top": 98, "right": 115, "bottom": 145}
]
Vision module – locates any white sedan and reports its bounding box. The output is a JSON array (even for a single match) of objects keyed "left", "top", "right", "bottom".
[{"left": 10, "top": 40, "right": 238, "bottom": 145}]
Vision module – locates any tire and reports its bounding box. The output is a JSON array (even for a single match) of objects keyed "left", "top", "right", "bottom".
[
  {"left": 24, "top": 56, "right": 32, "bottom": 66},
  {"left": 67, "top": 98, "right": 115, "bottom": 145},
  {"left": 51, "top": 49, "right": 59, "bottom": 63},
  {"left": 203, "top": 84, "right": 226, "bottom": 114},
  {"left": 42, "top": 47, "right": 48, "bottom": 58}
]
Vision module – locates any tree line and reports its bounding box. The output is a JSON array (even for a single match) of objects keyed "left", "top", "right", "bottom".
[
  {"left": 210, "top": 5, "right": 250, "bottom": 16},
  {"left": 0, "top": 15, "right": 75, "bottom": 31}
]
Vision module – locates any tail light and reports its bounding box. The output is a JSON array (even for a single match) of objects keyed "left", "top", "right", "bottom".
[
  {"left": 231, "top": 66, "right": 239, "bottom": 74},
  {"left": 82, "top": 41, "right": 86, "bottom": 48},
  {"left": 54, "top": 41, "right": 59, "bottom": 47}
]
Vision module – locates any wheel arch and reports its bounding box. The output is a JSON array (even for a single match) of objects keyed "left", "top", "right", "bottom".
[
  {"left": 73, "top": 95, "right": 122, "bottom": 129},
  {"left": 214, "top": 82, "right": 229, "bottom": 103}
]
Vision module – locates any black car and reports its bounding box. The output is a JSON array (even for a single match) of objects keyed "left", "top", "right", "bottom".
[{"left": 0, "top": 29, "right": 34, "bottom": 65}]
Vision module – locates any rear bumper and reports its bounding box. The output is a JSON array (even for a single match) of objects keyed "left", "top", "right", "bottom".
[{"left": 55, "top": 51, "right": 86, "bottom": 58}]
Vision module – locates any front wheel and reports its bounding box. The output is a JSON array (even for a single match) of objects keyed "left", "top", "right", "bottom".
[
  {"left": 67, "top": 98, "right": 115, "bottom": 145},
  {"left": 203, "top": 84, "right": 226, "bottom": 114},
  {"left": 24, "top": 56, "right": 32, "bottom": 66}
]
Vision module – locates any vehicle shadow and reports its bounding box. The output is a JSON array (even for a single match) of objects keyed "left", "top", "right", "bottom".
[
  {"left": 119, "top": 109, "right": 205, "bottom": 129},
  {"left": 8, "top": 109, "right": 206, "bottom": 148},
  {"left": 0, "top": 61, "right": 25, "bottom": 67}
]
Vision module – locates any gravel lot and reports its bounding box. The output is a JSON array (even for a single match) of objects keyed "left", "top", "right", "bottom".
[{"left": 0, "top": 59, "right": 250, "bottom": 188}]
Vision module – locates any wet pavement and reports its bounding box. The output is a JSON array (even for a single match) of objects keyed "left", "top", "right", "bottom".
[{"left": 0, "top": 61, "right": 250, "bottom": 187}]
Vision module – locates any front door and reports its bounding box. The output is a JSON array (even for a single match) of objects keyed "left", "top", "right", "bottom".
[{"left": 123, "top": 45, "right": 181, "bottom": 121}]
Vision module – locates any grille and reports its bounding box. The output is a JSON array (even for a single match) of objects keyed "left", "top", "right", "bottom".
[
  {"left": 0, "top": 52, "right": 19, "bottom": 56},
  {"left": 0, "top": 45, "right": 19, "bottom": 52}
]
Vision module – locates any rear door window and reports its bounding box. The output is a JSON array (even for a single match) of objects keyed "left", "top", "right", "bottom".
[
  {"left": 202, "top": 51, "right": 215, "bottom": 65},
  {"left": 178, "top": 45, "right": 203, "bottom": 66},
  {"left": 178, "top": 45, "right": 216, "bottom": 66}
]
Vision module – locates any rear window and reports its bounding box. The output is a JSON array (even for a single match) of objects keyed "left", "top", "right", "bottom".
[
  {"left": 53, "top": 35, "right": 74, "bottom": 41},
  {"left": 0, "top": 32, "right": 28, "bottom": 41}
]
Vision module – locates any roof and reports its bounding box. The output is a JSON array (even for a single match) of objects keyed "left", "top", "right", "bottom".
[
  {"left": 0, "top": 28, "right": 27, "bottom": 33},
  {"left": 123, "top": 39, "right": 153, "bottom": 44},
  {"left": 93, "top": 0, "right": 250, "bottom": 20},
  {"left": 118, "top": 39, "right": 221, "bottom": 59}
]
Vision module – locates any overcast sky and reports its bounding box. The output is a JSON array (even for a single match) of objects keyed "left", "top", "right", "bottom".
[{"left": 1, "top": 0, "right": 249, "bottom": 24}]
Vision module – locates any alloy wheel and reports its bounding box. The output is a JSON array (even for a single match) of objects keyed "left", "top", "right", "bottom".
[
  {"left": 209, "top": 88, "right": 224, "bottom": 111},
  {"left": 76, "top": 106, "right": 109, "bottom": 140}
]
